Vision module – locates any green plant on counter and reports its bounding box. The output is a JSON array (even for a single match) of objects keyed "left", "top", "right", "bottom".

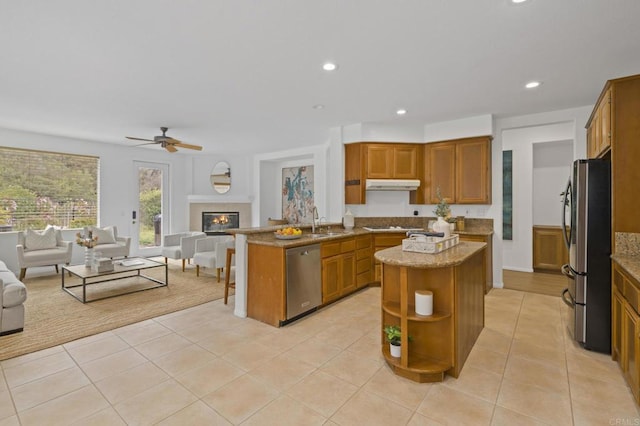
[
  {"left": 433, "top": 187, "right": 451, "bottom": 218},
  {"left": 384, "top": 325, "right": 403, "bottom": 345}
]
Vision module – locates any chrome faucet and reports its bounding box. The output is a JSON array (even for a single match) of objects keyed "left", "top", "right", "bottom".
[{"left": 312, "top": 206, "right": 319, "bottom": 233}]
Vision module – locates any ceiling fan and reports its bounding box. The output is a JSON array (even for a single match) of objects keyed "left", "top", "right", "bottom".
[{"left": 125, "top": 127, "right": 203, "bottom": 153}]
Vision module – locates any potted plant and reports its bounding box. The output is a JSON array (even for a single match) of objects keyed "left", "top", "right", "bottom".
[
  {"left": 384, "top": 325, "right": 403, "bottom": 358},
  {"left": 432, "top": 187, "right": 452, "bottom": 237}
]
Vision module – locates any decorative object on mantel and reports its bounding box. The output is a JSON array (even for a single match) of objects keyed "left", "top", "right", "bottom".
[{"left": 282, "top": 165, "right": 314, "bottom": 224}]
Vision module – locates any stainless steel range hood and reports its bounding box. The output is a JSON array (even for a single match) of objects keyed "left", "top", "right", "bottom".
[{"left": 365, "top": 179, "right": 421, "bottom": 191}]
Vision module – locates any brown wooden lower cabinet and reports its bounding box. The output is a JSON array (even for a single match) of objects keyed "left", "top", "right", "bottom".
[
  {"left": 458, "top": 233, "right": 493, "bottom": 293},
  {"left": 247, "top": 234, "right": 373, "bottom": 327},
  {"left": 373, "top": 233, "right": 406, "bottom": 283},
  {"left": 532, "top": 226, "right": 569, "bottom": 273},
  {"left": 612, "top": 260, "right": 640, "bottom": 403}
]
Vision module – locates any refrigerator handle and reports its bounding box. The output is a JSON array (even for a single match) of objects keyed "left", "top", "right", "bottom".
[
  {"left": 561, "top": 263, "right": 574, "bottom": 279},
  {"left": 561, "top": 178, "right": 571, "bottom": 250},
  {"left": 561, "top": 288, "right": 574, "bottom": 308}
]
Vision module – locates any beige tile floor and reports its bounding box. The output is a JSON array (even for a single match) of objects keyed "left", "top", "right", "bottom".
[{"left": 1, "top": 287, "right": 639, "bottom": 425}]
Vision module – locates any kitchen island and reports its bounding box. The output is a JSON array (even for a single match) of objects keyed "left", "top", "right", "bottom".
[{"left": 376, "top": 241, "right": 486, "bottom": 382}]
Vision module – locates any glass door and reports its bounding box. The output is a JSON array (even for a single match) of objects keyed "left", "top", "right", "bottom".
[{"left": 131, "top": 161, "right": 169, "bottom": 257}]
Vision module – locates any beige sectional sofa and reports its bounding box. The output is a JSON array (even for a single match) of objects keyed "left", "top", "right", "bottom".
[{"left": 0, "top": 260, "right": 27, "bottom": 335}]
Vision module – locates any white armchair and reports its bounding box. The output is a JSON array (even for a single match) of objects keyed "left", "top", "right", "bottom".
[
  {"left": 16, "top": 226, "right": 73, "bottom": 280},
  {"left": 193, "top": 236, "right": 235, "bottom": 281},
  {"left": 161, "top": 231, "right": 206, "bottom": 271},
  {"left": 84, "top": 226, "right": 131, "bottom": 259}
]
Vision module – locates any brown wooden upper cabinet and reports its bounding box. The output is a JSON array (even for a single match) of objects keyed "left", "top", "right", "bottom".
[
  {"left": 344, "top": 137, "right": 491, "bottom": 205},
  {"left": 426, "top": 136, "right": 492, "bottom": 204},
  {"left": 366, "top": 143, "right": 419, "bottom": 179},
  {"left": 587, "top": 87, "right": 612, "bottom": 159},
  {"left": 345, "top": 142, "right": 421, "bottom": 204}
]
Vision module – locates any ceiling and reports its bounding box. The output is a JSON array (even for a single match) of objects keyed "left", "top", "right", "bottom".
[{"left": 1, "top": 1, "right": 639, "bottom": 155}]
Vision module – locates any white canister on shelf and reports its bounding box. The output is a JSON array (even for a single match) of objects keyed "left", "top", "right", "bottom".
[
  {"left": 415, "top": 290, "right": 433, "bottom": 316},
  {"left": 343, "top": 209, "right": 354, "bottom": 230}
]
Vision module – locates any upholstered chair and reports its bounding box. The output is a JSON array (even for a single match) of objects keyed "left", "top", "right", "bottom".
[
  {"left": 161, "top": 231, "right": 206, "bottom": 271},
  {"left": 0, "top": 260, "right": 27, "bottom": 335},
  {"left": 16, "top": 226, "right": 73, "bottom": 280},
  {"left": 83, "top": 226, "right": 131, "bottom": 259},
  {"left": 193, "top": 236, "right": 235, "bottom": 281}
]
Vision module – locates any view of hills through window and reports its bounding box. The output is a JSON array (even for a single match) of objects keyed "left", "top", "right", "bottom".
[{"left": 0, "top": 146, "right": 98, "bottom": 231}]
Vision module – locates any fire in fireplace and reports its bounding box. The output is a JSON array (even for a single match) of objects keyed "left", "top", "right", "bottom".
[{"left": 202, "top": 211, "right": 239, "bottom": 235}]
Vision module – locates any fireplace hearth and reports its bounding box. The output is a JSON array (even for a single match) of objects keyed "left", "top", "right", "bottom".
[{"left": 202, "top": 211, "right": 239, "bottom": 235}]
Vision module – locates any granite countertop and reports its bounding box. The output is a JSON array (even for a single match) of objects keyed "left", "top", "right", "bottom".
[
  {"left": 374, "top": 241, "right": 486, "bottom": 268},
  {"left": 612, "top": 254, "right": 640, "bottom": 283},
  {"left": 245, "top": 227, "right": 370, "bottom": 248},
  {"left": 612, "top": 232, "right": 640, "bottom": 282}
]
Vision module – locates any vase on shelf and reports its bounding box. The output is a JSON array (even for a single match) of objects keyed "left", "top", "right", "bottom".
[
  {"left": 432, "top": 217, "right": 451, "bottom": 238},
  {"left": 390, "top": 342, "right": 401, "bottom": 358},
  {"left": 84, "top": 247, "right": 95, "bottom": 268}
]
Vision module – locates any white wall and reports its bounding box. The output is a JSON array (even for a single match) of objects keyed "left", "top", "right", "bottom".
[
  {"left": 253, "top": 144, "right": 329, "bottom": 227},
  {"left": 497, "top": 105, "right": 592, "bottom": 272},
  {"left": 0, "top": 126, "right": 190, "bottom": 272},
  {"left": 190, "top": 154, "right": 252, "bottom": 199},
  {"left": 532, "top": 140, "right": 573, "bottom": 226}
]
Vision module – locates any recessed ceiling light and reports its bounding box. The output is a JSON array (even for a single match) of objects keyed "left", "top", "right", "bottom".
[
  {"left": 396, "top": 109, "right": 407, "bottom": 115},
  {"left": 322, "top": 62, "right": 337, "bottom": 71},
  {"left": 312, "top": 104, "right": 325, "bottom": 110},
  {"left": 512, "top": 0, "right": 528, "bottom": 3},
  {"left": 525, "top": 81, "right": 541, "bottom": 89}
]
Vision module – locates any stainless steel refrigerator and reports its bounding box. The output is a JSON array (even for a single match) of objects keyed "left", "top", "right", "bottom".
[{"left": 561, "top": 159, "right": 611, "bottom": 353}]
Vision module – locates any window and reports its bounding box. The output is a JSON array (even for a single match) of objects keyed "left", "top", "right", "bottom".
[{"left": 0, "top": 146, "right": 99, "bottom": 231}]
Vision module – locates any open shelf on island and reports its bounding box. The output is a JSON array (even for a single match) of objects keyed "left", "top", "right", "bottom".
[{"left": 382, "top": 301, "right": 451, "bottom": 322}]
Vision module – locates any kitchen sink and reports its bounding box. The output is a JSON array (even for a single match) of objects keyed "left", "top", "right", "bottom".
[{"left": 309, "top": 231, "right": 344, "bottom": 238}]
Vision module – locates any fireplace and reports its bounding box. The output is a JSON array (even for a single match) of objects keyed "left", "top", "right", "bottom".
[{"left": 202, "top": 211, "right": 239, "bottom": 235}]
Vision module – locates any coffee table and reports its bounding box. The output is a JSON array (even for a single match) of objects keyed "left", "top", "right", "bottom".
[{"left": 62, "top": 257, "right": 168, "bottom": 303}]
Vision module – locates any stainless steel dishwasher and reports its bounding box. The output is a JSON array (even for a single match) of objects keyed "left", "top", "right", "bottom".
[{"left": 286, "top": 244, "right": 322, "bottom": 322}]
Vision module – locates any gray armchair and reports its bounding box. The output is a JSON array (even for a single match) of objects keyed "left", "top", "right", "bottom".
[
  {"left": 193, "top": 235, "right": 235, "bottom": 281},
  {"left": 161, "top": 231, "right": 206, "bottom": 271},
  {"left": 1, "top": 260, "right": 27, "bottom": 335},
  {"left": 16, "top": 227, "right": 73, "bottom": 280}
]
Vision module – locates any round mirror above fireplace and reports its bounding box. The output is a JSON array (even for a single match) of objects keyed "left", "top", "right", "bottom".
[{"left": 211, "top": 161, "right": 231, "bottom": 194}]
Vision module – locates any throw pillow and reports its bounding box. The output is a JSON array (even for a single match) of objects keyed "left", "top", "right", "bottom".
[
  {"left": 25, "top": 227, "right": 57, "bottom": 250},
  {"left": 91, "top": 226, "right": 116, "bottom": 245}
]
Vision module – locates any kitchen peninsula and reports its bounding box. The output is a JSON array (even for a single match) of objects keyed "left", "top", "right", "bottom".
[
  {"left": 228, "top": 218, "right": 493, "bottom": 328},
  {"left": 376, "top": 241, "right": 486, "bottom": 382}
]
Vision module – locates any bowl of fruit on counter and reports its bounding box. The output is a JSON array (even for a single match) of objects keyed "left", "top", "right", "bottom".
[{"left": 274, "top": 227, "right": 303, "bottom": 240}]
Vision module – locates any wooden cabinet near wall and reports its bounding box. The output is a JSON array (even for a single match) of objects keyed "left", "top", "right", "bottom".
[
  {"left": 459, "top": 233, "right": 493, "bottom": 293},
  {"left": 532, "top": 226, "right": 569, "bottom": 273},
  {"left": 612, "top": 260, "right": 640, "bottom": 404},
  {"left": 587, "top": 87, "right": 612, "bottom": 159},
  {"left": 425, "top": 136, "right": 492, "bottom": 204}
]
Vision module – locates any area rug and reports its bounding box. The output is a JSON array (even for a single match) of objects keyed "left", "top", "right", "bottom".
[{"left": 0, "top": 259, "right": 230, "bottom": 361}]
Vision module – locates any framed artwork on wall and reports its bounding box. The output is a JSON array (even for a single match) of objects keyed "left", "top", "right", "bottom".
[{"left": 282, "top": 165, "right": 314, "bottom": 224}]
